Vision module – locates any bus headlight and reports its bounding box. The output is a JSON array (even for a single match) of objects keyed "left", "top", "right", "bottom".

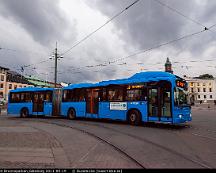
[
  {"left": 190, "top": 113, "right": 192, "bottom": 117},
  {"left": 179, "top": 114, "right": 182, "bottom": 119}
]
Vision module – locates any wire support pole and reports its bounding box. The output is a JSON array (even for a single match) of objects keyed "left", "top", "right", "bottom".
[{"left": 54, "top": 42, "right": 58, "bottom": 88}]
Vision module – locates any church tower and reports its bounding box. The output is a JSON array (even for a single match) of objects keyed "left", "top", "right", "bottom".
[{"left": 165, "top": 57, "right": 173, "bottom": 74}]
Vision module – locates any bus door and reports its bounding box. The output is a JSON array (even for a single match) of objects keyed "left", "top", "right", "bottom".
[
  {"left": 160, "top": 82, "right": 172, "bottom": 122},
  {"left": 52, "top": 89, "right": 62, "bottom": 116},
  {"left": 86, "top": 89, "right": 99, "bottom": 116},
  {"left": 32, "top": 92, "right": 44, "bottom": 115},
  {"left": 148, "top": 88, "right": 161, "bottom": 121}
]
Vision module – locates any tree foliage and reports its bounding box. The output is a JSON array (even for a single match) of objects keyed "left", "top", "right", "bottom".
[{"left": 196, "top": 74, "right": 214, "bottom": 79}]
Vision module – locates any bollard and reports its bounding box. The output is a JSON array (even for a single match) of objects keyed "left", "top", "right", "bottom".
[{"left": 208, "top": 104, "right": 210, "bottom": 109}]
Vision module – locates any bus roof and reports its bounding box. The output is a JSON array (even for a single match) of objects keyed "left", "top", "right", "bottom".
[
  {"left": 64, "top": 71, "right": 178, "bottom": 90},
  {"left": 9, "top": 87, "right": 54, "bottom": 93}
]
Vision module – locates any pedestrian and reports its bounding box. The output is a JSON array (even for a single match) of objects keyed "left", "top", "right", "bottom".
[{"left": 200, "top": 100, "right": 202, "bottom": 104}]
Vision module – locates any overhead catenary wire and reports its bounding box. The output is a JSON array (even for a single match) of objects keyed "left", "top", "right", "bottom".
[
  {"left": 61, "top": 0, "right": 140, "bottom": 56},
  {"left": 153, "top": 0, "right": 206, "bottom": 28},
  {"left": 63, "top": 56, "right": 216, "bottom": 75},
  {"left": 60, "top": 28, "right": 209, "bottom": 73},
  {"left": 153, "top": 0, "right": 216, "bottom": 35}
]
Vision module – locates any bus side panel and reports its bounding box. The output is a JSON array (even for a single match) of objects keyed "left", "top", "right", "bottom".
[
  {"left": 173, "top": 107, "right": 192, "bottom": 124},
  {"left": 99, "top": 102, "right": 126, "bottom": 120},
  {"left": 61, "top": 102, "right": 86, "bottom": 117},
  {"left": 43, "top": 102, "right": 53, "bottom": 116},
  {"left": 127, "top": 101, "right": 148, "bottom": 122},
  {"left": 98, "top": 101, "right": 148, "bottom": 122},
  {"left": 98, "top": 102, "right": 110, "bottom": 118},
  {"left": 7, "top": 103, "right": 33, "bottom": 115}
]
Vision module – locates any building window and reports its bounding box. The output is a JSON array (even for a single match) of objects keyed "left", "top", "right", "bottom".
[
  {"left": 197, "top": 83, "right": 200, "bottom": 86},
  {"left": 198, "top": 95, "right": 200, "bottom": 99},
  {"left": 209, "top": 88, "right": 212, "bottom": 92},
  {"left": 209, "top": 83, "right": 211, "bottom": 86},
  {"left": 19, "top": 85, "right": 22, "bottom": 88},
  {"left": 204, "top": 95, "right": 206, "bottom": 99},
  {"left": 9, "top": 84, "right": 12, "bottom": 89},
  {"left": 14, "top": 85, "right": 17, "bottom": 89},
  {"left": 191, "top": 88, "right": 194, "bottom": 93},
  {"left": 203, "top": 83, "right": 205, "bottom": 86},
  {"left": 1, "top": 75, "right": 4, "bottom": 81},
  {"left": 0, "top": 83, "right": 3, "bottom": 89},
  {"left": 203, "top": 88, "right": 206, "bottom": 92},
  {"left": 210, "top": 95, "right": 213, "bottom": 99},
  {"left": 190, "top": 82, "right": 194, "bottom": 87},
  {"left": 198, "top": 88, "right": 200, "bottom": 92}
]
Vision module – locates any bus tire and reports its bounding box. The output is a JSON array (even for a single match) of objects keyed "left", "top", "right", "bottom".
[
  {"left": 128, "top": 109, "right": 141, "bottom": 126},
  {"left": 68, "top": 108, "right": 76, "bottom": 120},
  {"left": 20, "top": 108, "right": 29, "bottom": 118}
]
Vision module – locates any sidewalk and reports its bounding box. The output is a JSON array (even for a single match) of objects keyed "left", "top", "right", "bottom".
[
  {"left": 0, "top": 109, "right": 7, "bottom": 116},
  {"left": 192, "top": 103, "right": 216, "bottom": 111}
]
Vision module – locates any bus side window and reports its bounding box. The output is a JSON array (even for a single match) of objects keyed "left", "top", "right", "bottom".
[
  {"left": 99, "top": 88, "right": 107, "bottom": 101},
  {"left": 45, "top": 92, "right": 52, "bottom": 102},
  {"left": 63, "top": 90, "right": 68, "bottom": 102},
  {"left": 108, "top": 88, "right": 123, "bottom": 101}
]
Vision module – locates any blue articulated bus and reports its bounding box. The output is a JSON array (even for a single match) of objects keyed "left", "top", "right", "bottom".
[
  {"left": 7, "top": 87, "right": 62, "bottom": 117},
  {"left": 61, "top": 71, "right": 192, "bottom": 125}
]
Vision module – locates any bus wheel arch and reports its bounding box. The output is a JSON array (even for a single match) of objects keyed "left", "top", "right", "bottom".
[
  {"left": 67, "top": 108, "right": 76, "bottom": 120},
  {"left": 127, "top": 109, "right": 142, "bottom": 126},
  {"left": 20, "top": 107, "right": 29, "bottom": 118}
]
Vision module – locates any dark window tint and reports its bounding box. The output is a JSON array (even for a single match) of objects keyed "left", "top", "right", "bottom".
[
  {"left": 45, "top": 91, "right": 52, "bottom": 102},
  {"left": 63, "top": 89, "right": 85, "bottom": 102},
  {"left": 126, "top": 89, "right": 146, "bottom": 101},
  {"left": 10, "top": 93, "right": 20, "bottom": 103},
  {"left": 107, "top": 88, "right": 124, "bottom": 101},
  {"left": 20, "top": 92, "right": 32, "bottom": 102}
]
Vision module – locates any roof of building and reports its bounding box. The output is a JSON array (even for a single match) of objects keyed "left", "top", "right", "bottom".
[
  {"left": 0, "top": 66, "right": 9, "bottom": 70},
  {"left": 9, "top": 87, "right": 54, "bottom": 93},
  {"left": 7, "top": 71, "right": 33, "bottom": 85},
  {"left": 25, "top": 75, "right": 62, "bottom": 88},
  {"left": 64, "top": 71, "right": 178, "bottom": 90}
]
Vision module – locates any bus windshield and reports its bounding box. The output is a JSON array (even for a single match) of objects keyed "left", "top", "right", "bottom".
[{"left": 174, "top": 87, "right": 188, "bottom": 106}]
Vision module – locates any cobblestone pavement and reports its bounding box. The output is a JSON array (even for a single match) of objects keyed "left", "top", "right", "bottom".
[
  {"left": 0, "top": 112, "right": 139, "bottom": 169},
  {"left": 0, "top": 108, "right": 216, "bottom": 168}
]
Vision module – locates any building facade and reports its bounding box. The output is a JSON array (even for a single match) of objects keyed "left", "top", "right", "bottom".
[
  {"left": 0, "top": 66, "right": 9, "bottom": 101},
  {"left": 185, "top": 77, "right": 216, "bottom": 104},
  {"left": 163, "top": 58, "right": 216, "bottom": 104},
  {"left": 0, "top": 67, "right": 34, "bottom": 102}
]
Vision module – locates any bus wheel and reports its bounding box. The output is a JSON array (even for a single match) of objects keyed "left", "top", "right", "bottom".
[
  {"left": 128, "top": 110, "right": 141, "bottom": 126},
  {"left": 68, "top": 109, "right": 76, "bottom": 120},
  {"left": 20, "top": 108, "right": 29, "bottom": 118}
]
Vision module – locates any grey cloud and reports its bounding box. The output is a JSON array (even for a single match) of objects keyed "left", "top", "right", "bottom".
[
  {"left": 87, "top": 0, "right": 193, "bottom": 50},
  {"left": 0, "top": 0, "right": 76, "bottom": 46}
]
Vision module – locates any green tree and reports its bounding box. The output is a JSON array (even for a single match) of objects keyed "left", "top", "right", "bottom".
[{"left": 197, "top": 74, "right": 214, "bottom": 79}]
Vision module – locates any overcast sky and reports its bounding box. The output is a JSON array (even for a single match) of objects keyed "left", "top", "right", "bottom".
[{"left": 0, "top": 0, "right": 216, "bottom": 84}]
